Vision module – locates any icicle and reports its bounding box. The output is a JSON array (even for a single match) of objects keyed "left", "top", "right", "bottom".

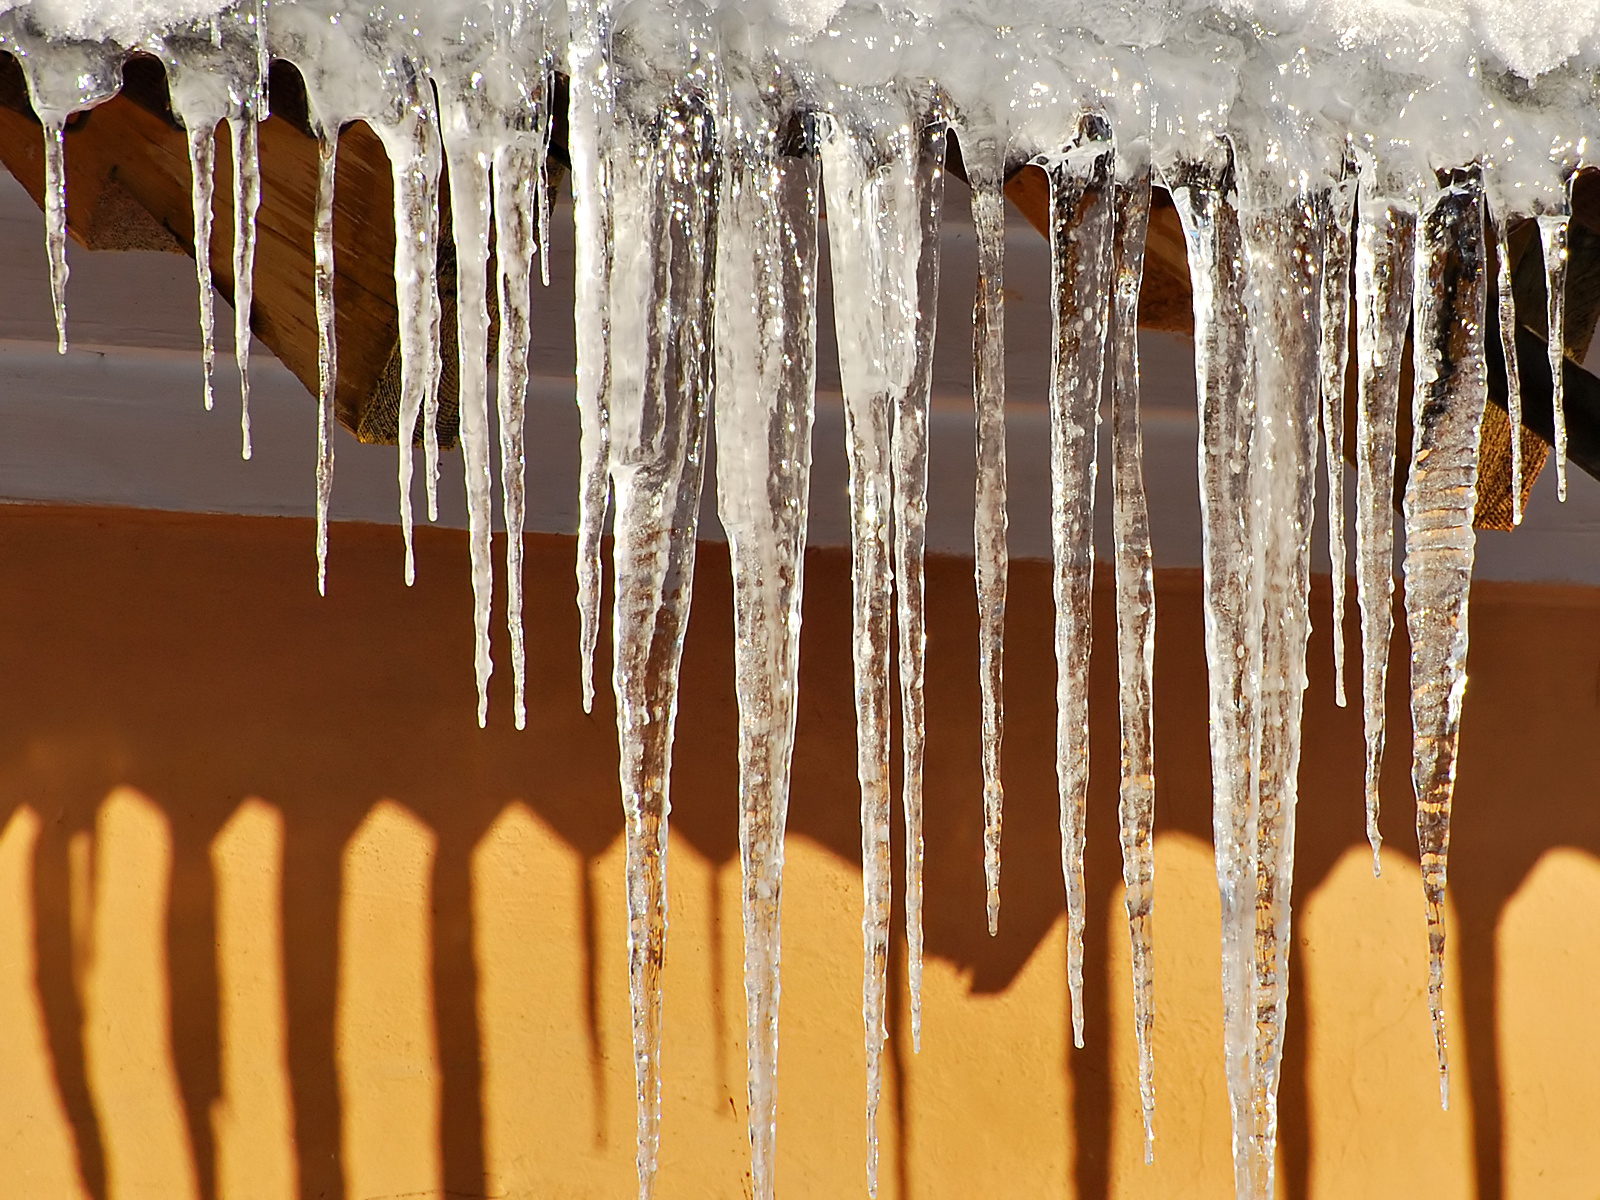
[
  {"left": 41, "top": 116, "right": 68, "bottom": 354},
  {"left": 495, "top": 138, "right": 537, "bottom": 730},
  {"left": 714, "top": 97, "right": 820, "bottom": 1200},
  {"left": 188, "top": 121, "right": 220, "bottom": 411},
  {"left": 606, "top": 70, "right": 718, "bottom": 1196},
  {"left": 1492, "top": 208, "right": 1525, "bottom": 526},
  {"left": 1238, "top": 182, "right": 1325, "bottom": 1200},
  {"left": 536, "top": 61, "right": 554, "bottom": 290},
  {"left": 1168, "top": 151, "right": 1261, "bottom": 1200},
  {"left": 423, "top": 158, "right": 445, "bottom": 525},
  {"left": 965, "top": 136, "right": 1009, "bottom": 937},
  {"left": 567, "top": 0, "right": 616, "bottom": 712},
  {"left": 1320, "top": 171, "right": 1355, "bottom": 708},
  {"left": 1353, "top": 191, "right": 1415, "bottom": 872},
  {"left": 385, "top": 105, "right": 443, "bottom": 587},
  {"left": 313, "top": 131, "right": 338, "bottom": 596},
  {"left": 1041, "top": 126, "right": 1115, "bottom": 1052},
  {"left": 2, "top": 28, "right": 124, "bottom": 356},
  {"left": 1539, "top": 212, "right": 1570, "bottom": 501},
  {"left": 229, "top": 104, "right": 261, "bottom": 460},
  {"left": 438, "top": 106, "right": 497, "bottom": 730},
  {"left": 1108, "top": 154, "right": 1157, "bottom": 1162},
  {"left": 1404, "top": 177, "right": 1489, "bottom": 1112},
  {"left": 819, "top": 105, "right": 923, "bottom": 1199},
  {"left": 893, "top": 115, "right": 945, "bottom": 1054}
]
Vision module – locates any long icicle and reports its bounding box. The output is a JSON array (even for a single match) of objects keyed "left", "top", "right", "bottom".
[
  {"left": 313, "top": 130, "right": 338, "bottom": 595},
  {"left": 1108, "top": 154, "right": 1157, "bottom": 1161},
  {"left": 1405, "top": 177, "right": 1490, "bottom": 1113},
  {"left": 714, "top": 101, "right": 820, "bottom": 1200},
  {"left": 382, "top": 101, "right": 443, "bottom": 587},
  {"left": 187, "top": 121, "right": 220, "bottom": 409},
  {"left": 1492, "top": 207, "right": 1525, "bottom": 526},
  {"left": 1353, "top": 190, "right": 1416, "bottom": 871},
  {"left": 40, "top": 117, "right": 69, "bottom": 354},
  {"left": 1320, "top": 171, "right": 1355, "bottom": 708},
  {"left": 819, "top": 107, "right": 923, "bottom": 1198},
  {"left": 1169, "top": 150, "right": 1261, "bottom": 1200},
  {"left": 893, "top": 114, "right": 946, "bottom": 1053},
  {"left": 1043, "top": 128, "right": 1115, "bottom": 1051},
  {"left": 1240, "top": 185, "right": 1325, "bottom": 1200},
  {"left": 441, "top": 126, "right": 497, "bottom": 728},
  {"left": 606, "top": 87, "right": 719, "bottom": 1199},
  {"left": 1539, "top": 212, "right": 1570, "bottom": 501},
  {"left": 229, "top": 110, "right": 262, "bottom": 460},
  {"left": 495, "top": 137, "right": 539, "bottom": 730},
  {"left": 966, "top": 135, "right": 1009, "bottom": 936},
  {"left": 568, "top": 0, "right": 616, "bottom": 711}
]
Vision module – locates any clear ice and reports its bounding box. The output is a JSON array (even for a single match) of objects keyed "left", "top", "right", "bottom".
[
  {"left": 1405, "top": 177, "right": 1490, "bottom": 1111},
  {"left": 1109, "top": 153, "right": 1157, "bottom": 1162},
  {"left": 5, "top": 2, "right": 1596, "bottom": 1196},
  {"left": 1043, "top": 131, "right": 1114, "bottom": 1051},
  {"left": 964, "top": 135, "right": 1009, "bottom": 937},
  {"left": 713, "top": 82, "right": 820, "bottom": 1200},
  {"left": 1353, "top": 190, "right": 1417, "bottom": 872}
]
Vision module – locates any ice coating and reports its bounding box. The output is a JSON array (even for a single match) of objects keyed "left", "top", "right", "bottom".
[
  {"left": 1353, "top": 190, "right": 1416, "bottom": 872},
  {"left": 1404, "top": 177, "right": 1490, "bottom": 1112},
  {"left": 1109, "top": 155, "right": 1157, "bottom": 1162},
  {"left": 713, "top": 87, "right": 820, "bottom": 1200}
]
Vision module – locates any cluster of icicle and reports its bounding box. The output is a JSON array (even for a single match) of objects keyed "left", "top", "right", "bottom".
[{"left": 6, "top": 0, "right": 1596, "bottom": 1196}]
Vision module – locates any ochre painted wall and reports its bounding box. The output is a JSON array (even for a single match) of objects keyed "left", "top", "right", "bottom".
[{"left": 0, "top": 503, "right": 1597, "bottom": 1198}]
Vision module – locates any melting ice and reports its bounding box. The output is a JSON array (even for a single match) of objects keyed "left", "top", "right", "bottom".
[{"left": 7, "top": 0, "right": 1600, "bottom": 1196}]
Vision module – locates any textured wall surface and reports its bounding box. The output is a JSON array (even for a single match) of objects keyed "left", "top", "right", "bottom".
[{"left": 0, "top": 503, "right": 1597, "bottom": 1198}]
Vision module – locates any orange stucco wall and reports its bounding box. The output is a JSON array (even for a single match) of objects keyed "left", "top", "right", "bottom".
[{"left": 0, "top": 502, "right": 1597, "bottom": 1198}]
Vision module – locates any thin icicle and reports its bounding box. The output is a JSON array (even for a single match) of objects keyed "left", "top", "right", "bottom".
[
  {"left": 1239, "top": 186, "right": 1324, "bottom": 1200},
  {"left": 1492, "top": 208, "right": 1525, "bottom": 526},
  {"left": 820, "top": 105, "right": 923, "bottom": 1199},
  {"left": 386, "top": 108, "right": 443, "bottom": 587},
  {"left": 1352, "top": 192, "right": 1416, "bottom": 873},
  {"left": 1404, "top": 177, "right": 1489, "bottom": 1113},
  {"left": 229, "top": 111, "right": 261, "bottom": 460},
  {"left": 188, "top": 122, "right": 220, "bottom": 411},
  {"left": 1539, "top": 213, "right": 1569, "bottom": 501},
  {"left": 1042, "top": 127, "right": 1115, "bottom": 1052},
  {"left": 313, "top": 131, "right": 338, "bottom": 596},
  {"left": 714, "top": 99, "right": 820, "bottom": 1200},
  {"left": 439, "top": 125, "right": 497, "bottom": 730},
  {"left": 606, "top": 78, "right": 719, "bottom": 1199},
  {"left": 3, "top": 29, "right": 124, "bottom": 356},
  {"left": 1320, "top": 172, "right": 1355, "bottom": 708},
  {"left": 1169, "top": 151, "right": 1260, "bottom": 1200},
  {"left": 423, "top": 158, "right": 445, "bottom": 525},
  {"left": 1109, "top": 155, "right": 1157, "bottom": 1162},
  {"left": 966, "top": 137, "right": 1009, "bottom": 938},
  {"left": 567, "top": 0, "right": 615, "bottom": 712},
  {"left": 41, "top": 117, "right": 68, "bottom": 354},
  {"left": 893, "top": 116, "right": 945, "bottom": 1054},
  {"left": 495, "top": 140, "right": 538, "bottom": 730}
]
